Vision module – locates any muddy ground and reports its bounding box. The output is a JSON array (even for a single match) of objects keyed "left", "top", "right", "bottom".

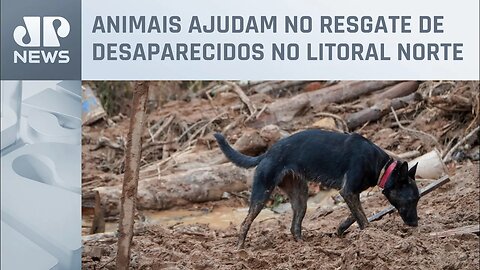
[
  {"left": 82, "top": 81, "right": 479, "bottom": 269},
  {"left": 83, "top": 162, "right": 479, "bottom": 270}
]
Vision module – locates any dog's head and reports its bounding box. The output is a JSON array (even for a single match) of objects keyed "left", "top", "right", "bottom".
[{"left": 382, "top": 161, "right": 420, "bottom": 227}]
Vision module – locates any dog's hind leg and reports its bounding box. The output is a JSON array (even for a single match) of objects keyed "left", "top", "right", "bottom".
[
  {"left": 237, "top": 168, "right": 277, "bottom": 249},
  {"left": 237, "top": 202, "right": 265, "bottom": 249},
  {"left": 279, "top": 174, "right": 308, "bottom": 241}
]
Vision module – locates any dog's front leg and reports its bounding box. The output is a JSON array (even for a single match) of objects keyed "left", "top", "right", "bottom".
[
  {"left": 337, "top": 215, "right": 355, "bottom": 236},
  {"left": 339, "top": 192, "right": 368, "bottom": 230}
]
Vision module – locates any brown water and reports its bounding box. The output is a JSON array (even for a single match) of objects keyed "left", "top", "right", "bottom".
[
  {"left": 143, "top": 206, "right": 275, "bottom": 230},
  {"left": 98, "top": 190, "right": 337, "bottom": 233}
]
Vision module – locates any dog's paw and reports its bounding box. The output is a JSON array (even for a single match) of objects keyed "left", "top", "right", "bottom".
[
  {"left": 293, "top": 235, "right": 303, "bottom": 242},
  {"left": 336, "top": 227, "right": 348, "bottom": 237},
  {"left": 236, "top": 242, "right": 245, "bottom": 250}
]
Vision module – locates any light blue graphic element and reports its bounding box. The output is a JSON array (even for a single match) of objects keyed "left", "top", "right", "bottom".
[{"left": 0, "top": 80, "right": 81, "bottom": 270}]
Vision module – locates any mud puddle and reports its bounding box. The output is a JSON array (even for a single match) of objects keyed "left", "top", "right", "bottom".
[{"left": 97, "top": 190, "right": 337, "bottom": 233}]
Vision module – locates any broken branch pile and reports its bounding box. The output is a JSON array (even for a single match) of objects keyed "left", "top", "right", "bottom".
[{"left": 83, "top": 80, "right": 479, "bottom": 221}]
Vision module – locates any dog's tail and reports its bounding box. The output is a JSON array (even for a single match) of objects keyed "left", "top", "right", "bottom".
[{"left": 214, "top": 133, "right": 265, "bottom": 168}]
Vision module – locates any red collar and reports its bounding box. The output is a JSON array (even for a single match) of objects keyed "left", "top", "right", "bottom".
[{"left": 378, "top": 160, "right": 397, "bottom": 189}]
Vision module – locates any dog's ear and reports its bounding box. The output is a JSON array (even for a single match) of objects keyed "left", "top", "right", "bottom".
[
  {"left": 408, "top": 162, "right": 418, "bottom": 179},
  {"left": 394, "top": 161, "right": 409, "bottom": 185}
]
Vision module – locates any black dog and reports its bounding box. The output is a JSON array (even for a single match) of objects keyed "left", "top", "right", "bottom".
[{"left": 214, "top": 129, "right": 420, "bottom": 248}]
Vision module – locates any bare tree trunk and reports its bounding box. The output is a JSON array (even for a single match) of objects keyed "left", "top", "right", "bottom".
[{"left": 116, "top": 82, "right": 149, "bottom": 270}]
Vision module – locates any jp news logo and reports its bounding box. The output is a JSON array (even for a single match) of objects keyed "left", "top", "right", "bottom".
[{"left": 13, "top": 16, "right": 70, "bottom": 63}]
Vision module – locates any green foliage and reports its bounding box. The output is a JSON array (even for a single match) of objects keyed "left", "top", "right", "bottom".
[
  {"left": 88, "top": 81, "right": 132, "bottom": 116},
  {"left": 270, "top": 193, "right": 286, "bottom": 209}
]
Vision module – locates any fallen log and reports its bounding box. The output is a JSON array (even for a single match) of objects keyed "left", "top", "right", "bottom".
[
  {"left": 253, "top": 81, "right": 397, "bottom": 126},
  {"left": 249, "top": 81, "right": 307, "bottom": 94},
  {"left": 232, "top": 129, "right": 268, "bottom": 156},
  {"left": 307, "top": 81, "right": 397, "bottom": 106},
  {"left": 96, "top": 163, "right": 253, "bottom": 217},
  {"left": 346, "top": 91, "right": 422, "bottom": 130},
  {"left": 340, "top": 175, "right": 450, "bottom": 232},
  {"left": 366, "top": 81, "right": 419, "bottom": 106}
]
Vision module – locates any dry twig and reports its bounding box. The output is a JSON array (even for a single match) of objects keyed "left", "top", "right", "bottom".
[
  {"left": 188, "top": 112, "right": 227, "bottom": 146},
  {"left": 442, "top": 126, "right": 480, "bottom": 163},
  {"left": 226, "top": 82, "right": 257, "bottom": 116},
  {"left": 151, "top": 114, "right": 175, "bottom": 142},
  {"left": 314, "top": 112, "right": 349, "bottom": 132},
  {"left": 390, "top": 106, "right": 440, "bottom": 147}
]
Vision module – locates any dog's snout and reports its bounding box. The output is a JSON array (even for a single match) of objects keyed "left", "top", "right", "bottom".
[
  {"left": 403, "top": 212, "right": 419, "bottom": 227},
  {"left": 406, "top": 220, "right": 418, "bottom": 227},
  {"left": 399, "top": 208, "right": 418, "bottom": 227}
]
